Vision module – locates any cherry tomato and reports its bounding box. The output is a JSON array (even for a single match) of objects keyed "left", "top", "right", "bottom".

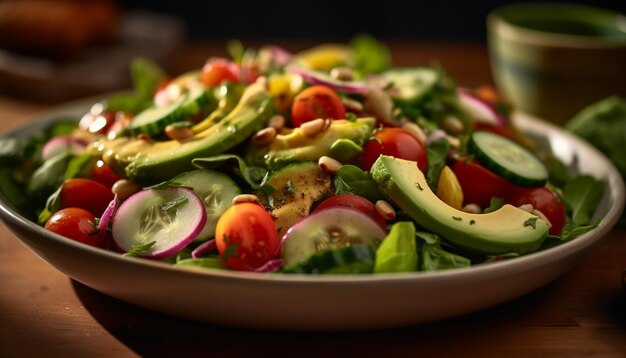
[
  {"left": 291, "top": 85, "right": 346, "bottom": 127},
  {"left": 452, "top": 158, "right": 515, "bottom": 208},
  {"left": 215, "top": 203, "right": 280, "bottom": 271},
  {"left": 45, "top": 208, "right": 104, "bottom": 247},
  {"left": 60, "top": 178, "right": 114, "bottom": 216},
  {"left": 201, "top": 59, "right": 240, "bottom": 87},
  {"left": 314, "top": 194, "right": 387, "bottom": 231},
  {"left": 507, "top": 187, "right": 566, "bottom": 236},
  {"left": 91, "top": 160, "right": 121, "bottom": 188},
  {"left": 361, "top": 128, "right": 428, "bottom": 172}
]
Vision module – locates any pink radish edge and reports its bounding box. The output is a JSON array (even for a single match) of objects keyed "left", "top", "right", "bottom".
[
  {"left": 41, "top": 135, "right": 87, "bottom": 161},
  {"left": 457, "top": 89, "right": 508, "bottom": 127}
]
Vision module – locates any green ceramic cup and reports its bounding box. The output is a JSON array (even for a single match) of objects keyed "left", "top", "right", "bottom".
[{"left": 488, "top": 3, "right": 626, "bottom": 125}]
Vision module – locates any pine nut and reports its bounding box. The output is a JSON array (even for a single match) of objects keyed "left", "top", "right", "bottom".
[
  {"left": 341, "top": 98, "right": 364, "bottom": 112},
  {"left": 330, "top": 66, "right": 354, "bottom": 81},
  {"left": 165, "top": 125, "right": 194, "bottom": 141},
  {"left": 252, "top": 127, "right": 277, "bottom": 145},
  {"left": 518, "top": 204, "right": 534, "bottom": 213},
  {"left": 442, "top": 116, "right": 465, "bottom": 135},
  {"left": 365, "top": 88, "right": 393, "bottom": 124},
  {"left": 112, "top": 179, "right": 140, "bottom": 201},
  {"left": 446, "top": 135, "right": 461, "bottom": 149},
  {"left": 267, "top": 115, "right": 285, "bottom": 131},
  {"left": 232, "top": 194, "right": 260, "bottom": 205},
  {"left": 375, "top": 200, "right": 396, "bottom": 220},
  {"left": 402, "top": 122, "right": 427, "bottom": 144},
  {"left": 318, "top": 156, "right": 342, "bottom": 174},
  {"left": 532, "top": 209, "right": 553, "bottom": 228},
  {"left": 300, "top": 118, "right": 328, "bottom": 137},
  {"left": 462, "top": 203, "right": 481, "bottom": 214}
]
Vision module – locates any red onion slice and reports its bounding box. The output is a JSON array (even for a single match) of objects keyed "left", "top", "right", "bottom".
[
  {"left": 41, "top": 135, "right": 87, "bottom": 161},
  {"left": 457, "top": 89, "right": 507, "bottom": 127},
  {"left": 253, "top": 259, "right": 284, "bottom": 273},
  {"left": 98, "top": 195, "right": 119, "bottom": 231},
  {"left": 287, "top": 66, "right": 370, "bottom": 94},
  {"left": 191, "top": 239, "right": 216, "bottom": 259}
]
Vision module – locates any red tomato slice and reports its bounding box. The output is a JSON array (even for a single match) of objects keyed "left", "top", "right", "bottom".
[
  {"left": 291, "top": 85, "right": 346, "bottom": 127},
  {"left": 91, "top": 160, "right": 121, "bottom": 188},
  {"left": 452, "top": 158, "right": 515, "bottom": 208},
  {"left": 507, "top": 187, "right": 566, "bottom": 236},
  {"left": 201, "top": 59, "right": 240, "bottom": 87},
  {"left": 361, "top": 128, "right": 428, "bottom": 172},
  {"left": 60, "top": 178, "right": 114, "bottom": 216},
  {"left": 45, "top": 208, "right": 104, "bottom": 247},
  {"left": 314, "top": 194, "right": 387, "bottom": 231},
  {"left": 215, "top": 203, "right": 280, "bottom": 271}
]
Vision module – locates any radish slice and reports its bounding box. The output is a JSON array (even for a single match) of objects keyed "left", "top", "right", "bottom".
[
  {"left": 191, "top": 239, "right": 216, "bottom": 259},
  {"left": 112, "top": 188, "right": 207, "bottom": 259},
  {"left": 281, "top": 207, "right": 386, "bottom": 266},
  {"left": 41, "top": 135, "right": 87, "bottom": 161},
  {"left": 427, "top": 129, "right": 447, "bottom": 145},
  {"left": 287, "top": 66, "right": 370, "bottom": 94},
  {"left": 98, "top": 195, "right": 119, "bottom": 231},
  {"left": 253, "top": 259, "right": 284, "bottom": 273},
  {"left": 458, "top": 90, "right": 507, "bottom": 127}
]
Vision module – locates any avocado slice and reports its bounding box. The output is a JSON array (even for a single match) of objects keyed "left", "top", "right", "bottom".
[
  {"left": 370, "top": 156, "right": 549, "bottom": 255},
  {"left": 101, "top": 83, "right": 272, "bottom": 185},
  {"left": 251, "top": 118, "right": 374, "bottom": 170}
]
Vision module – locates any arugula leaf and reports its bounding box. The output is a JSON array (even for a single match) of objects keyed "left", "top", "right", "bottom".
[
  {"left": 175, "top": 257, "right": 226, "bottom": 270},
  {"left": 259, "top": 179, "right": 276, "bottom": 209},
  {"left": 350, "top": 34, "right": 390, "bottom": 74},
  {"left": 161, "top": 197, "right": 188, "bottom": 212},
  {"left": 561, "top": 218, "right": 601, "bottom": 241},
  {"left": 563, "top": 175, "right": 605, "bottom": 226},
  {"left": 192, "top": 154, "right": 267, "bottom": 190},
  {"left": 545, "top": 154, "right": 571, "bottom": 188},
  {"left": 123, "top": 241, "right": 156, "bottom": 257},
  {"left": 374, "top": 222, "right": 418, "bottom": 273},
  {"left": 425, "top": 138, "right": 450, "bottom": 191},
  {"left": 334, "top": 165, "right": 384, "bottom": 202}
]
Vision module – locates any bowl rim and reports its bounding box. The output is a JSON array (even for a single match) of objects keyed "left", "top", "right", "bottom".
[
  {"left": 487, "top": 3, "right": 626, "bottom": 49},
  {"left": 0, "top": 99, "right": 624, "bottom": 286}
]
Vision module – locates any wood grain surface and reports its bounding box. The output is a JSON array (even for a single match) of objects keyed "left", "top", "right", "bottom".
[{"left": 0, "top": 41, "right": 624, "bottom": 357}]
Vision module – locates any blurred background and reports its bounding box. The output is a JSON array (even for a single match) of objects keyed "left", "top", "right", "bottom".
[{"left": 0, "top": 0, "right": 623, "bottom": 103}]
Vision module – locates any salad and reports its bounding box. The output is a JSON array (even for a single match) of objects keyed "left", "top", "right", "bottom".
[{"left": 0, "top": 35, "right": 606, "bottom": 274}]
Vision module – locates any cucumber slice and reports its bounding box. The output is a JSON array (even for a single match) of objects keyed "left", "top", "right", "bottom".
[
  {"left": 171, "top": 169, "right": 241, "bottom": 241},
  {"left": 281, "top": 244, "right": 376, "bottom": 274},
  {"left": 381, "top": 67, "right": 439, "bottom": 102},
  {"left": 130, "top": 86, "right": 209, "bottom": 136},
  {"left": 468, "top": 131, "right": 548, "bottom": 187},
  {"left": 281, "top": 207, "right": 386, "bottom": 266}
]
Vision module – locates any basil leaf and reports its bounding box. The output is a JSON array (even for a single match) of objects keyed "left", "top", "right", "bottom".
[
  {"left": 374, "top": 222, "right": 418, "bottom": 273},
  {"left": 335, "top": 165, "right": 384, "bottom": 202},
  {"left": 563, "top": 175, "right": 605, "bottom": 226}
]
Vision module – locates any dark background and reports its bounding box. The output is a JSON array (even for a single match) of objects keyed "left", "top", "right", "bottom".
[{"left": 120, "top": 0, "right": 626, "bottom": 41}]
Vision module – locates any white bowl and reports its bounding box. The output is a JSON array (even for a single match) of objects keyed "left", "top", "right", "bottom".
[{"left": 0, "top": 99, "right": 624, "bottom": 331}]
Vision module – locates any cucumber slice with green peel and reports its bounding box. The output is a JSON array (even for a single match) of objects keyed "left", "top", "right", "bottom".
[
  {"left": 381, "top": 67, "right": 439, "bottom": 102},
  {"left": 130, "top": 86, "right": 210, "bottom": 136},
  {"left": 468, "top": 131, "right": 548, "bottom": 187},
  {"left": 281, "top": 244, "right": 376, "bottom": 274},
  {"left": 280, "top": 206, "right": 386, "bottom": 266},
  {"left": 170, "top": 169, "right": 241, "bottom": 241}
]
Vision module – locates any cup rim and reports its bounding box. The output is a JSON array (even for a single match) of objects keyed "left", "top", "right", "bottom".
[{"left": 488, "top": 3, "right": 626, "bottom": 49}]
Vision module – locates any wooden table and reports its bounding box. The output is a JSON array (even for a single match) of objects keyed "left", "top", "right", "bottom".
[{"left": 1, "top": 42, "right": 625, "bottom": 357}]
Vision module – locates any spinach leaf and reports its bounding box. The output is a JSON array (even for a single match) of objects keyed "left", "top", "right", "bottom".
[
  {"left": 192, "top": 154, "right": 267, "bottom": 190},
  {"left": 421, "top": 242, "right": 471, "bottom": 271},
  {"left": 334, "top": 165, "right": 384, "bottom": 202},
  {"left": 563, "top": 175, "right": 605, "bottom": 226},
  {"left": 27, "top": 152, "right": 71, "bottom": 196},
  {"left": 0, "top": 138, "right": 25, "bottom": 163},
  {"left": 566, "top": 96, "right": 626, "bottom": 178},
  {"left": 175, "top": 257, "right": 226, "bottom": 270},
  {"left": 374, "top": 221, "right": 418, "bottom": 273},
  {"left": 104, "top": 57, "right": 166, "bottom": 114},
  {"left": 0, "top": 168, "right": 28, "bottom": 211},
  {"left": 425, "top": 137, "right": 450, "bottom": 191},
  {"left": 350, "top": 33, "right": 390, "bottom": 75}
]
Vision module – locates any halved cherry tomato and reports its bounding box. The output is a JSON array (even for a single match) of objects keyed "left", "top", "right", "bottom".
[
  {"left": 91, "top": 160, "right": 121, "bottom": 188},
  {"left": 452, "top": 158, "right": 515, "bottom": 208},
  {"left": 507, "top": 187, "right": 566, "bottom": 236},
  {"left": 79, "top": 110, "right": 116, "bottom": 134},
  {"left": 215, "top": 203, "right": 280, "bottom": 271},
  {"left": 201, "top": 59, "right": 240, "bottom": 87},
  {"left": 361, "top": 128, "right": 428, "bottom": 172},
  {"left": 60, "top": 178, "right": 114, "bottom": 216},
  {"left": 45, "top": 208, "right": 104, "bottom": 247},
  {"left": 291, "top": 85, "right": 346, "bottom": 127},
  {"left": 314, "top": 194, "right": 387, "bottom": 231}
]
